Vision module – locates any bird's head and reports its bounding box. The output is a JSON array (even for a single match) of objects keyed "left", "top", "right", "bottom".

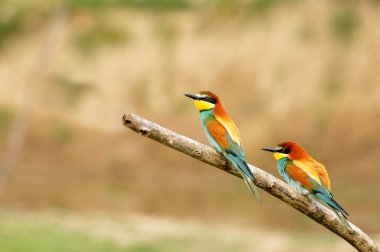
[
  {"left": 262, "top": 141, "right": 309, "bottom": 161},
  {"left": 184, "top": 91, "right": 219, "bottom": 112}
]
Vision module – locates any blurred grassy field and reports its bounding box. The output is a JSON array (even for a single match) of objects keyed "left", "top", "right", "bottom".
[
  {"left": 1, "top": 210, "right": 371, "bottom": 252},
  {"left": 0, "top": 0, "right": 380, "bottom": 250}
]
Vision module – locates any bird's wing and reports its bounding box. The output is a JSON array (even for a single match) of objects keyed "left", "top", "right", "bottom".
[
  {"left": 205, "top": 118, "right": 229, "bottom": 149},
  {"left": 310, "top": 159, "right": 331, "bottom": 191},
  {"left": 214, "top": 114, "right": 241, "bottom": 147},
  {"left": 287, "top": 164, "right": 314, "bottom": 190},
  {"left": 288, "top": 161, "right": 348, "bottom": 218},
  {"left": 293, "top": 159, "right": 323, "bottom": 187},
  {"left": 287, "top": 162, "right": 333, "bottom": 196},
  {"left": 206, "top": 118, "right": 245, "bottom": 160},
  {"left": 206, "top": 117, "right": 255, "bottom": 183}
]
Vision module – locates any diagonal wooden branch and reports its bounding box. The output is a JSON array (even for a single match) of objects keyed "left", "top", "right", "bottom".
[{"left": 122, "top": 113, "right": 379, "bottom": 252}]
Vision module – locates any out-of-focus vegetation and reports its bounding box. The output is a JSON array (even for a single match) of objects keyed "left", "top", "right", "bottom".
[
  {"left": 0, "top": 211, "right": 361, "bottom": 252},
  {"left": 72, "top": 23, "right": 128, "bottom": 55},
  {"left": 0, "top": 0, "right": 379, "bottom": 250},
  {"left": 53, "top": 76, "right": 94, "bottom": 107},
  {"left": 0, "top": 105, "right": 14, "bottom": 141},
  {"left": 0, "top": 105, "right": 14, "bottom": 131},
  {"left": 330, "top": 7, "right": 358, "bottom": 43}
]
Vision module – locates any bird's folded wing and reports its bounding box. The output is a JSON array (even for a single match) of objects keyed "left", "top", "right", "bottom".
[
  {"left": 293, "top": 159, "right": 330, "bottom": 188},
  {"left": 206, "top": 119, "right": 245, "bottom": 160},
  {"left": 292, "top": 160, "right": 323, "bottom": 186},
  {"left": 310, "top": 159, "right": 331, "bottom": 190},
  {"left": 287, "top": 164, "right": 314, "bottom": 190},
  {"left": 205, "top": 119, "right": 229, "bottom": 149},
  {"left": 214, "top": 114, "right": 241, "bottom": 147}
]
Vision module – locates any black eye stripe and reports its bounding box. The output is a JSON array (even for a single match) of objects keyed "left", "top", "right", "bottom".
[
  {"left": 202, "top": 97, "right": 217, "bottom": 104},
  {"left": 280, "top": 147, "right": 290, "bottom": 154}
]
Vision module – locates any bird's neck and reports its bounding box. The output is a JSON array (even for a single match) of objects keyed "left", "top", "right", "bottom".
[
  {"left": 199, "top": 109, "right": 214, "bottom": 120},
  {"left": 199, "top": 109, "right": 214, "bottom": 131},
  {"left": 289, "top": 152, "right": 311, "bottom": 160},
  {"left": 213, "top": 102, "right": 229, "bottom": 119},
  {"left": 288, "top": 145, "right": 311, "bottom": 160}
]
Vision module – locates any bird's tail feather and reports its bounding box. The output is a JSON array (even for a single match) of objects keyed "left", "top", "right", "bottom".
[
  {"left": 314, "top": 192, "right": 351, "bottom": 229},
  {"left": 226, "top": 153, "right": 256, "bottom": 181},
  {"left": 332, "top": 208, "right": 352, "bottom": 230},
  {"left": 224, "top": 153, "right": 261, "bottom": 201},
  {"left": 314, "top": 192, "right": 349, "bottom": 216},
  {"left": 239, "top": 169, "right": 261, "bottom": 202}
]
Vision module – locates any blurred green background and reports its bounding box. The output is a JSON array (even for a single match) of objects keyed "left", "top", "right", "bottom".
[{"left": 0, "top": 0, "right": 379, "bottom": 251}]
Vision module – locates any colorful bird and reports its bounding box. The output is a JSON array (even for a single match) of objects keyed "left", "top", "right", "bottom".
[
  {"left": 185, "top": 91, "right": 260, "bottom": 200},
  {"left": 262, "top": 141, "right": 350, "bottom": 227}
]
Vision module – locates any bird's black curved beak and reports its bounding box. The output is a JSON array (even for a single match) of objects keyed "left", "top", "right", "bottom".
[
  {"left": 261, "top": 147, "right": 276, "bottom": 153},
  {"left": 184, "top": 93, "right": 198, "bottom": 100}
]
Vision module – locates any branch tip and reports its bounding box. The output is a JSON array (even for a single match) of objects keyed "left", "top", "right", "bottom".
[{"left": 122, "top": 114, "right": 132, "bottom": 126}]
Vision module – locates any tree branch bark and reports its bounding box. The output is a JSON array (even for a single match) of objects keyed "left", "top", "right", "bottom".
[{"left": 122, "top": 113, "right": 379, "bottom": 252}]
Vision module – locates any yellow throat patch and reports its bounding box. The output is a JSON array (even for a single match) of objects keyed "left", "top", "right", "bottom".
[
  {"left": 274, "top": 152, "right": 288, "bottom": 161},
  {"left": 194, "top": 100, "right": 215, "bottom": 111}
]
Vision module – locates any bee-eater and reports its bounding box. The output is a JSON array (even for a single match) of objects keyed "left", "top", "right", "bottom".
[
  {"left": 185, "top": 91, "right": 260, "bottom": 200},
  {"left": 262, "top": 141, "right": 350, "bottom": 227}
]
